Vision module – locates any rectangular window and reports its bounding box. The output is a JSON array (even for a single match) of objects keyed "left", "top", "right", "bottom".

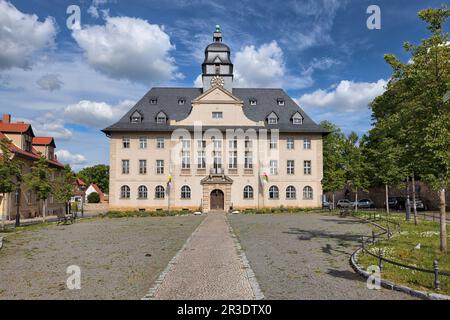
[
  {"left": 182, "top": 151, "right": 191, "bottom": 169},
  {"left": 139, "top": 136, "right": 147, "bottom": 149},
  {"left": 212, "top": 111, "right": 223, "bottom": 119},
  {"left": 277, "top": 99, "right": 285, "bottom": 106},
  {"left": 182, "top": 139, "right": 191, "bottom": 150},
  {"left": 229, "top": 138, "right": 237, "bottom": 150},
  {"left": 287, "top": 160, "right": 295, "bottom": 175},
  {"left": 156, "top": 160, "right": 164, "bottom": 174},
  {"left": 150, "top": 98, "right": 157, "bottom": 105},
  {"left": 287, "top": 137, "right": 294, "bottom": 150},
  {"left": 245, "top": 137, "right": 252, "bottom": 149},
  {"left": 122, "top": 160, "right": 129, "bottom": 174},
  {"left": 244, "top": 151, "right": 253, "bottom": 169},
  {"left": 228, "top": 151, "right": 237, "bottom": 169},
  {"left": 197, "top": 151, "right": 206, "bottom": 169},
  {"left": 268, "top": 117, "right": 277, "bottom": 124},
  {"left": 213, "top": 139, "right": 222, "bottom": 150},
  {"left": 293, "top": 117, "right": 303, "bottom": 124},
  {"left": 122, "top": 137, "right": 130, "bottom": 149},
  {"left": 197, "top": 140, "right": 206, "bottom": 149},
  {"left": 156, "top": 137, "right": 165, "bottom": 149},
  {"left": 304, "top": 160, "right": 312, "bottom": 175},
  {"left": 250, "top": 99, "right": 257, "bottom": 106},
  {"left": 304, "top": 138, "right": 311, "bottom": 150},
  {"left": 139, "top": 160, "right": 147, "bottom": 174},
  {"left": 270, "top": 136, "right": 278, "bottom": 149},
  {"left": 213, "top": 151, "right": 222, "bottom": 171},
  {"left": 270, "top": 160, "right": 278, "bottom": 175}
]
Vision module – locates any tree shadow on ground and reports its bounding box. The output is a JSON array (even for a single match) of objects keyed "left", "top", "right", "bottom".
[
  {"left": 326, "top": 268, "right": 363, "bottom": 281},
  {"left": 283, "top": 228, "right": 366, "bottom": 243},
  {"left": 321, "top": 243, "right": 351, "bottom": 256}
]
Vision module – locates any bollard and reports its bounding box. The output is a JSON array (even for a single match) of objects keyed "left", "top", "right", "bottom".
[
  {"left": 378, "top": 249, "right": 384, "bottom": 272},
  {"left": 387, "top": 225, "right": 391, "bottom": 240},
  {"left": 434, "top": 260, "right": 440, "bottom": 290},
  {"left": 372, "top": 230, "right": 376, "bottom": 243},
  {"left": 361, "top": 237, "right": 365, "bottom": 249}
]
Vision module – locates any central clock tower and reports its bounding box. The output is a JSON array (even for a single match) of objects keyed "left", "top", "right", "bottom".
[{"left": 201, "top": 25, "right": 234, "bottom": 93}]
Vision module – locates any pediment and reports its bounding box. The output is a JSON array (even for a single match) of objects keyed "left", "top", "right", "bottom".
[
  {"left": 192, "top": 86, "right": 243, "bottom": 104},
  {"left": 200, "top": 174, "right": 234, "bottom": 185}
]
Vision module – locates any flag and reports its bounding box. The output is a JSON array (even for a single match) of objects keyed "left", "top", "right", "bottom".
[
  {"left": 166, "top": 175, "right": 172, "bottom": 193},
  {"left": 262, "top": 172, "right": 269, "bottom": 183}
]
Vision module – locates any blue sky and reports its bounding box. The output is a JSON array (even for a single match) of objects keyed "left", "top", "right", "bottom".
[{"left": 0, "top": 0, "right": 447, "bottom": 170}]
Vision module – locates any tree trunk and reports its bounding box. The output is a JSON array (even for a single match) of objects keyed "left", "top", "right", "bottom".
[
  {"left": 385, "top": 184, "right": 390, "bottom": 216},
  {"left": 332, "top": 192, "right": 335, "bottom": 210},
  {"left": 412, "top": 173, "right": 418, "bottom": 225},
  {"left": 1, "top": 193, "right": 5, "bottom": 230},
  {"left": 42, "top": 199, "right": 46, "bottom": 223},
  {"left": 405, "top": 176, "right": 411, "bottom": 222},
  {"left": 439, "top": 188, "right": 447, "bottom": 253},
  {"left": 354, "top": 188, "right": 358, "bottom": 213}
]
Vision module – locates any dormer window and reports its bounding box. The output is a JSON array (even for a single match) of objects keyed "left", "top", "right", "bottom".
[
  {"left": 156, "top": 111, "right": 167, "bottom": 124},
  {"left": 130, "top": 111, "right": 143, "bottom": 123},
  {"left": 150, "top": 97, "right": 158, "bottom": 105},
  {"left": 267, "top": 112, "right": 278, "bottom": 125},
  {"left": 277, "top": 98, "right": 285, "bottom": 106},
  {"left": 178, "top": 98, "right": 186, "bottom": 105},
  {"left": 292, "top": 112, "right": 303, "bottom": 125},
  {"left": 249, "top": 99, "right": 257, "bottom": 106}
]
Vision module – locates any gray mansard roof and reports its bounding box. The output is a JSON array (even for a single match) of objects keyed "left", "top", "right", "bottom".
[{"left": 102, "top": 87, "right": 328, "bottom": 135}]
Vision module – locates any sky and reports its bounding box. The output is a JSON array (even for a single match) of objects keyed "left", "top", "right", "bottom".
[{"left": 0, "top": 0, "right": 447, "bottom": 170}]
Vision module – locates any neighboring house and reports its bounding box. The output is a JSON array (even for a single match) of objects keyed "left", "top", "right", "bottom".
[
  {"left": 71, "top": 178, "right": 86, "bottom": 203},
  {"left": 0, "top": 114, "right": 65, "bottom": 219},
  {"left": 85, "top": 183, "right": 106, "bottom": 203},
  {"left": 103, "top": 26, "right": 327, "bottom": 212}
]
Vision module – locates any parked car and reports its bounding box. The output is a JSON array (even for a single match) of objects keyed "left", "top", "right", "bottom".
[
  {"left": 388, "top": 197, "right": 405, "bottom": 210},
  {"left": 413, "top": 198, "right": 427, "bottom": 211},
  {"left": 322, "top": 199, "right": 331, "bottom": 210},
  {"left": 353, "top": 198, "right": 375, "bottom": 209},
  {"left": 336, "top": 199, "right": 353, "bottom": 209}
]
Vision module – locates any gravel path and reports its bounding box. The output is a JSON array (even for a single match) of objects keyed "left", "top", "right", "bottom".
[
  {"left": 151, "top": 213, "right": 255, "bottom": 300},
  {"left": 229, "top": 213, "right": 416, "bottom": 300},
  {"left": 0, "top": 215, "right": 204, "bottom": 300}
]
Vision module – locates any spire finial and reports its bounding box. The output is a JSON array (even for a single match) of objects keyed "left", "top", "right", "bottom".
[
  {"left": 215, "top": 24, "right": 221, "bottom": 33},
  {"left": 213, "top": 25, "right": 222, "bottom": 42}
]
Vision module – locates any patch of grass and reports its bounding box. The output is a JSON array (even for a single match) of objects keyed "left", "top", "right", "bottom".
[
  {"left": 355, "top": 210, "right": 450, "bottom": 295},
  {"left": 101, "top": 210, "right": 194, "bottom": 218}
]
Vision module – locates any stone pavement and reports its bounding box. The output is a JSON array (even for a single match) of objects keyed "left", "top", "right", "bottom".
[{"left": 148, "top": 213, "right": 257, "bottom": 300}]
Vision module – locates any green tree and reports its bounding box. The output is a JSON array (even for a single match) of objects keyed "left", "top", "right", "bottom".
[
  {"left": 24, "top": 155, "right": 53, "bottom": 222},
  {"left": 78, "top": 164, "right": 109, "bottom": 194},
  {"left": 87, "top": 192, "right": 100, "bottom": 204},
  {"left": 320, "top": 121, "right": 346, "bottom": 208},
  {"left": 343, "top": 132, "right": 369, "bottom": 212},
  {"left": 369, "top": 6, "right": 450, "bottom": 252},
  {"left": 53, "top": 164, "right": 76, "bottom": 215},
  {"left": 0, "top": 138, "right": 22, "bottom": 229}
]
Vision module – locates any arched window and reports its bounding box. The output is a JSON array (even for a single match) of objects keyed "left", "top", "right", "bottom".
[
  {"left": 243, "top": 185, "right": 253, "bottom": 199},
  {"left": 138, "top": 185, "right": 148, "bottom": 199},
  {"left": 181, "top": 185, "right": 191, "bottom": 199},
  {"left": 286, "top": 186, "right": 296, "bottom": 199},
  {"left": 155, "top": 185, "right": 165, "bottom": 199},
  {"left": 120, "top": 185, "right": 130, "bottom": 199},
  {"left": 303, "top": 186, "right": 313, "bottom": 200},
  {"left": 269, "top": 186, "right": 279, "bottom": 199}
]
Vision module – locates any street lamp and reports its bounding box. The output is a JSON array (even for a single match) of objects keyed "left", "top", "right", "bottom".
[
  {"left": 15, "top": 185, "right": 21, "bottom": 227},
  {"left": 80, "top": 184, "right": 86, "bottom": 218}
]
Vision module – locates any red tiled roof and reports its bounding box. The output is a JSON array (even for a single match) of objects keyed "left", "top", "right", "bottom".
[
  {"left": 0, "top": 122, "right": 32, "bottom": 134},
  {"left": 0, "top": 132, "right": 64, "bottom": 169},
  {"left": 76, "top": 178, "right": 86, "bottom": 186},
  {"left": 32, "top": 137, "right": 55, "bottom": 146},
  {"left": 90, "top": 183, "right": 103, "bottom": 194}
]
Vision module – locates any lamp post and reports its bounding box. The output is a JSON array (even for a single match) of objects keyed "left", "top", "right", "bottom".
[
  {"left": 15, "top": 185, "right": 21, "bottom": 227},
  {"left": 80, "top": 184, "right": 86, "bottom": 218}
]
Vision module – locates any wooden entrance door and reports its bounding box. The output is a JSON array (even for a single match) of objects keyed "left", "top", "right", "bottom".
[{"left": 210, "top": 189, "right": 224, "bottom": 211}]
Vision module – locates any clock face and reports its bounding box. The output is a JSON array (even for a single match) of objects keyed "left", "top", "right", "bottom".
[{"left": 210, "top": 75, "right": 225, "bottom": 88}]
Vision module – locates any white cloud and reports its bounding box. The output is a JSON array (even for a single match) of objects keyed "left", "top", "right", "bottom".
[
  {"left": 36, "top": 73, "right": 63, "bottom": 91},
  {"left": 19, "top": 113, "right": 73, "bottom": 140},
  {"left": 64, "top": 100, "right": 135, "bottom": 128},
  {"left": 88, "top": 0, "right": 109, "bottom": 18},
  {"left": 72, "top": 16, "right": 182, "bottom": 83},
  {"left": 55, "top": 149, "right": 87, "bottom": 165},
  {"left": 0, "top": 0, "right": 57, "bottom": 70},
  {"left": 297, "top": 79, "right": 387, "bottom": 112}
]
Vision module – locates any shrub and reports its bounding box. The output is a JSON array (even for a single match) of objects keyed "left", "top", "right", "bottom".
[{"left": 87, "top": 192, "right": 100, "bottom": 203}]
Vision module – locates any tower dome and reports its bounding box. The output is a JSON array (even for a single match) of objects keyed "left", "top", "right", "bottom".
[{"left": 201, "top": 25, "right": 234, "bottom": 92}]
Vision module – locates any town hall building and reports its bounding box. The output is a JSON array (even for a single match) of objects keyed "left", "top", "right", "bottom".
[{"left": 103, "top": 26, "right": 327, "bottom": 212}]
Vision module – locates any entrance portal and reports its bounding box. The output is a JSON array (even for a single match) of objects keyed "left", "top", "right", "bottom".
[{"left": 210, "top": 189, "right": 224, "bottom": 211}]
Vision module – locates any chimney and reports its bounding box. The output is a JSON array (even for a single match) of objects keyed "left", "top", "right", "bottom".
[{"left": 2, "top": 114, "right": 11, "bottom": 124}]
